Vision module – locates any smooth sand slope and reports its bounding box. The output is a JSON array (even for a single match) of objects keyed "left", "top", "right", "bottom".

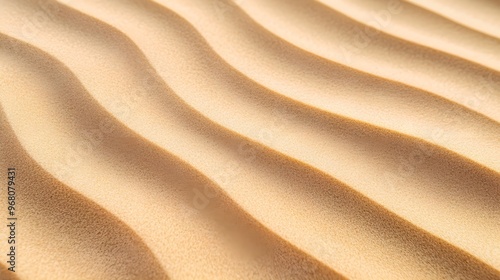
[{"left": 0, "top": 0, "right": 499, "bottom": 279}]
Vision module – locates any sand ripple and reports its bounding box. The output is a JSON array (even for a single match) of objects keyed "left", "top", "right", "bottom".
[{"left": 0, "top": 0, "right": 499, "bottom": 279}]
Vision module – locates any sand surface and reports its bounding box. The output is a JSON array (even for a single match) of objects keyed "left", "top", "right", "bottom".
[{"left": 0, "top": 0, "right": 499, "bottom": 279}]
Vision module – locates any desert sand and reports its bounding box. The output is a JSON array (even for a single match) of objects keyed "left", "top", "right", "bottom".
[{"left": 0, "top": 0, "right": 499, "bottom": 279}]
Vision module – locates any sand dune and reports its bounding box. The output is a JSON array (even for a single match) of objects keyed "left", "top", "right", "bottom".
[{"left": 0, "top": 0, "right": 499, "bottom": 279}]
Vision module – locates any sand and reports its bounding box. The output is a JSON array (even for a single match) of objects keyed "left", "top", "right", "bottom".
[{"left": 0, "top": 0, "right": 499, "bottom": 279}]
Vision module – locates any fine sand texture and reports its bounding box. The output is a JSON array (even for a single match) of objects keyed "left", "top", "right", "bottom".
[{"left": 0, "top": 0, "right": 499, "bottom": 279}]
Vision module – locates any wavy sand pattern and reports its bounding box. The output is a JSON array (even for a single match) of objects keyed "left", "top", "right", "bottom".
[{"left": 0, "top": 0, "right": 499, "bottom": 279}]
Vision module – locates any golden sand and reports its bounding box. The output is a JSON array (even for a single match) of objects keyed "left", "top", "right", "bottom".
[{"left": 0, "top": 0, "right": 499, "bottom": 279}]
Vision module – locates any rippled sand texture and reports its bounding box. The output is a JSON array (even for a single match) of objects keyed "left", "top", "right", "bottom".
[{"left": 0, "top": 0, "right": 499, "bottom": 279}]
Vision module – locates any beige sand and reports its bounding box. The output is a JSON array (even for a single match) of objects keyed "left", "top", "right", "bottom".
[{"left": 0, "top": 0, "right": 499, "bottom": 279}]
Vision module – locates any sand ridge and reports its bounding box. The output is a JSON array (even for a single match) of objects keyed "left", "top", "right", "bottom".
[{"left": 0, "top": 0, "right": 499, "bottom": 279}]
